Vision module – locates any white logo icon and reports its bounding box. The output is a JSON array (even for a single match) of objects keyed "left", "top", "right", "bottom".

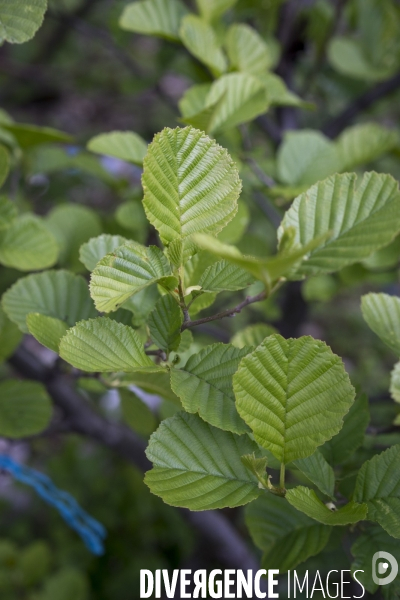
[{"left": 372, "top": 551, "right": 398, "bottom": 586}]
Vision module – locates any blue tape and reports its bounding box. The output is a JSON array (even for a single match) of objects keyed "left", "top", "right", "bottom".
[{"left": 0, "top": 455, "right": 106, "bottom": 555}]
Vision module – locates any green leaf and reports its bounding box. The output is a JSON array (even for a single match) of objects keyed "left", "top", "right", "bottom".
[
  {"left": 26, "top": 313, "right": 69, "bottom": 352},
  {"left": 336, "top": 123, "right": 398, "bottom": 172},
  {"left": 59, "top": 317, "right": 160, "bottom": 373},
  {"left": 178, "top": 83, "right": 211, "bottom": 119},
  {"left": 198, "top": 260, "right": 254, "bottom": 293},
  {"left": 320, "top": 393, "right": 370, "bottom": 465},
  {"left": 0, "top": 305, "right": 22, "bottom": 362},
  {"left": 115, "top": 202, "right": 147, "bottom": 238},
  {"left": 0, "top": 215, "right": 58, "bottom": 271},
  {"left": 142, "top": 127, "right": 241, "bottom": 261},
  {"left": 90, "top": 243, "right": 177, "bottom": 313},
  {"left": 328, "top": 37, "right": 392, "bottom": 82},
  {"left": 240, "top": 454, "right": 269, "bottom": 488},
  {"left": 293, "top": 450, "right": 335, "bottom": 499},
  {"left": 87, "top": 131, "right": 148, "bottom": 167},
  {"left": 0, "top": 145, "right": 9, "bottom": 187},
  {"left": 119, "top": 0, "right": 187, "bottom": 41},
  {"left": 0, "top": 380, "right": 52, "bottom": 438},
  {"left": 231, "top": 323, "right": 277, "bottom": 349},
  {"left": 2, "top": 269, "right": 96, "bottom": 333},
  {"left": 390, "top": 362, "right": 400, "bottom": 403},
  {"left": 109, "top": 371, "right": 180, "bottom": 404},
  {"left": 286, "top": 487, "right": 367, "bottom": 525},
  {"left": 79, "top": 234, "right": 128, "bottom": 272},
  {"left": 148, "top": 294, "right": 182, "bottom": 352},
  {"left": 0, "top": 0, "right": 47, "bottom": 44},
  {"left": 171, "top": 343, "right": 251, "bottom": 434},
  {"left": 46, "top": 205, "right": 102, "bottom": 271},
  {"left": 0, "top": 196, "right": 17, "bottom": 229},
  {"left": 0, "top": 122, "right": 72, "bottom": 147},
  {"left": 226, "top": 23, "right": 273, "bottom": 74},
  {"left": 233, "top": 334, "right": 355, "bottom": 464},
  {"left": 258, "top": 72, "right": 308, "bottom": 108},
  {"left": 195, "top": 0, "right": 237, "bottom": 22},
  {"left": 245, "top": 493, "right": 332, "bottom": 572},
  {"left": 120, "top": 389, "right": 157, "bottom": 436},
  {"left": 354, "top": 445, "right": 400, "bottom": 538},
  {"left": 361, "top": 293, "right": 400, "bottom": 355},
  {"left": 145, "top": 411, "right": 260, "bottom": 509},
  {"left": 180, "top": 15, "right": 226, "bottom": 77},
  {"left": 279, "top": 172, "right": 400, "bottom": 276},
  {"left": 218, "top": 199, "right": 249, "bottom": 244}
]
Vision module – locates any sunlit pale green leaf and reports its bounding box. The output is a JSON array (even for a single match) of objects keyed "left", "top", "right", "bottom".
[
  {"left": 90, "top": 243, "right": 177, "bottom": 313},
  {"left": 336, "top": 123, "right": 398, "bottom": 172},
  {"left": 259, "top": 72, "right": 308, "bottom": 108},
  {"left": 142, "top": 127, "right": 241, "bottom": 261},
  {"left": 231, "top": 323, "right": 277, "bottom": 349},
  {"left": 233, "top": 334, "right": 355, "bottom": 464},
  {"left": 361, "top": 293, "right": 400, "bottom": 356},
  {"left": 226, "top": 23, "right": 273, "bottom": 74},
  {"left": 148, "top": 294, "right": 182, "bottom": 352},
  {"left": 245, "top": 493, "right": 332, "bottom": 573},
  {"left": 59, "top": 317, "right": 160, "bottom": 373},
  {"left": 279, "top": 172, "right": 400, "bottom": 276},
  {"left": 390, "top": 362, "right": 400, "bottom": 403},
  {"left": 178, "top": 83, "right": 211, "bottom": 119},
  {"left": 195, "top": 0, "right": 237, "bottom": 22},
  {"left": 293, "top": 450, "right": 335, "bottom": 499},
  {"left": 0, "top": 215, "right": 58, "bottom": 271},
  {"left": 0, "top": 380, "right": 52, "bottom": 438},
  {"left": 218, "top": 199, "right": 249, "bottom": 244},
  {"left": 286, "top": 486, "right": 367, "bottom": 525},
  {"left": 0, "top": 0, "right": 47, "bottom": 44},
  {"left": 26, "top": 313, "right": 69, "bottom": 352},
  {"left": 354, "top": 445, "right": 400, "bottom": 538},
  {"left": 145, "top": 411, "right": 260, "bottom": 509},
  {"left": 119, "top": 0, "right": 187, "bottom": 41},
  {"left": 87, "top": 131, "right": 148, "bottom": 166},
  {"left": 2, "top": 269, "right": 96, "bottom": 333},
  {"left": 198, "top": 260, "right": 254, "bottom": 293},
  {"left": 180, "top": 15, "right": 226, "bottom": 76},
  {"left": 79, "top": 234, "right": 128, "bottom": 272},
  {"left": 171, "top": 343, "right": 251, "bottom": 434}
]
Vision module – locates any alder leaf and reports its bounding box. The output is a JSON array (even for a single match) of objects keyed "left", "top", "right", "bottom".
[
  {"left": 26, "top": 313, "right": 69, "bottom": 353},
  {"left": 231, "top": 323, "right": 277, "bottom": 349},
  {"left": 1, "top": 122, "right": 72, "bottom": 147},
  {"left": 279, "top": 172, "right": 400, "bottom": 276},
  {"left": 390, "top": 362, "right": 400, "bottom": 403},
  {"left": 0, "top": 144, "right": 9, "bottom": 187},
  {"left": 198, "top": 260, "right": 254, "bottom": 293},
  {"left": 0, "top": 215, "right": 58, "bottom": 271},
  {"left": 119, "top": 0, "right": 187, "bottom": 41},
  {"left": 195, "top": 0, "right": 237, "bottom": 22},
  {"left": 87, "top": 131, "right": 148, "bottom": 166},
  {"left": 336, "top": 123, "right": 398, "bottom": 172},
  {"left": 170, "top": 343, "right": 251, "bottom": 434},
  {"left": 245, "top": 493, "right": 332, "bottom": 573},
  {"left": 145, "top": 411, "right": 260, "bottom": 510},
  {"left": 0, "top": 0, "right": 47, "bottom": 44},
  {"left": 354, "top": 445, "right": 400, "bottom": 538},
  {"left": 226, "top": 23, "right": 273, "bottom": 74},
  {"left": 0, "top": 196, "right": 17, "bottom": 229},
  {"left": 142, "top": 127, "right": 241, "bottom": 261},
  {"left": 2, "top": 270, "right": 96, "bottom": 333},
  {"left": 0, "top": 306, "right": 22, "bottom": 362},
  {"left": 361, "top": 293, "right": 400, "bottom": 356},
  {"left": 79, "top": 234, "right": 128, "bottom": 272},
  {"left": 148, "top": 294, "right": 182, "bottom": 352},
  {"left": 90, "top": 243, "right": 177, "bottom": 312},
  {"left": 59, "top": 317, "right": 160, "bottom": 373},
  {"left": 180, "top": 15, "right": 226, "bottom": 77},
  {"left": 0, "top": 380, "right": 52, "bottom": 438},
  {"left": 120, "top": 389, "right": 157, "bottom": 436},
  {"left": 233, "top": 334, "right": 355, "bottom": 464},
  {"left": 293, "top": 450, "right": 335, "bottom": 499},
  {"left": 286, "top": 486, "right": 367, "bottom": 525}
]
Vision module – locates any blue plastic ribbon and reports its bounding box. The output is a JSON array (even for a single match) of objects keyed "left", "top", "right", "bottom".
[{"left": 0, "top": 455, "right": 106, "bottom": 555}]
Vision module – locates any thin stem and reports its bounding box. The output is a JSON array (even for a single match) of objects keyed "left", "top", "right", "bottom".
[
  {"left": 178, "top": 273, "right": 191, "bottom": 324},
  {"left": 280, "top": 463, "right": 286, "bottom": 490}
]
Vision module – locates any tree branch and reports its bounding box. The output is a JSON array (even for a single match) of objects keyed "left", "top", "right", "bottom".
[
  {"left": 181, "top": 291, "right": 267, "bottom": 331},
  {"left": 322, "top": 70, "right": 400, "bottom": 138}
]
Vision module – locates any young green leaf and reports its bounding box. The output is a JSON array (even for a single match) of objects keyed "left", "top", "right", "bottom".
[
  {"left": 354, "top": 445, "right": 400, "bottom": 538},
  {"left": 109, "top": 371, "right": 180, "bottom": 404},
  {"left": 170, "top": 343, "right": 251, "bottom": 434},
  {"left": 240, "top": 454, "right": 269, "bottom": 488},
  {"left": 180, "top": 15, "right": 227, "bottom": 77},
  {"left": 0, "top": 144, "right": 9, "bottom": 187},
  {"left": 2, "top": 270, "right": 97, "bottom": 333},
  {"left": 119, "top": 0, "right": 187, "bottom": 41},
  {"left": 142, "top": 126, "right": 241, "bottom": 262},
  {"left": 0, "top": 380, "right": 52, "bottom": 438},
  {"left": 26, "top": 313, "right": 69, "bottom": 353},
  {"left": 293, "top": 450, "right": 335, "bottom": 499},
  {"left": 328, "top": 37, "right": 392, "bottom": 82},
  {"left": 320, "top": 393, "right": 370, "bottom": 465},
  {"left": 336, "top": 123, "right": 398, "bottom": 172},
  {"left": 361, "top": 293, "right": 400, "bottom": 355},
  {"left": 233, "top": 334, "right": 355, "bottom": 464},
  {"left": 59, "top": 317, "right": 160, "bottom": 373},
  {"left": 119, "top": 389, "right": 157, "bottom": 436},
  {"left": 226, "top": 24, "right": 273, "bottom": 75},
  {"left": 0, "top": 122, "right": 72, "bottom": 147},
  {"left": 195, "top": 0, "right": 237, "bottom": 22},
  {"left": 286, "top": 487, "right": 367, "bottom": 525},
  {"left": 390, "top": 362, "right": 400, "bottom": 403},
  {"left": 79, "top": 234, "right": 128, "bottom": 272},
  {"left": 0, "top": 0, "right": 47, "bottom": 44},
  {"left": 0, "top": 196, "right": 17, "bottom": 229},
  {"left": 148, "top": 294, "right": 182, "bottom": 352},
  {"left": 0, "top": 306, "right": 22, "bottom": 362},
  {"left": 87, "top": 131, "right": 148, "bottom": 166},
  {"left": 245, "top": 493, "right": 332, "bottom": 573},
  {"left": 231, "top": 323, "right": 277, "bottom": 349},
  {"left": 279, "top": 172, "right": 400, "bottom": 276},
  {"left": 0, "top": 215, "right": 58, "bottom": 271},
  {"left": 198, "top": 260, "right": 254, "bottom": 293},
  {"left": 90, "top": 243, "right": 177, "bottom": 312},
  {"left": 145, "top": 411, "right": 261, "bottom": 510}
]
